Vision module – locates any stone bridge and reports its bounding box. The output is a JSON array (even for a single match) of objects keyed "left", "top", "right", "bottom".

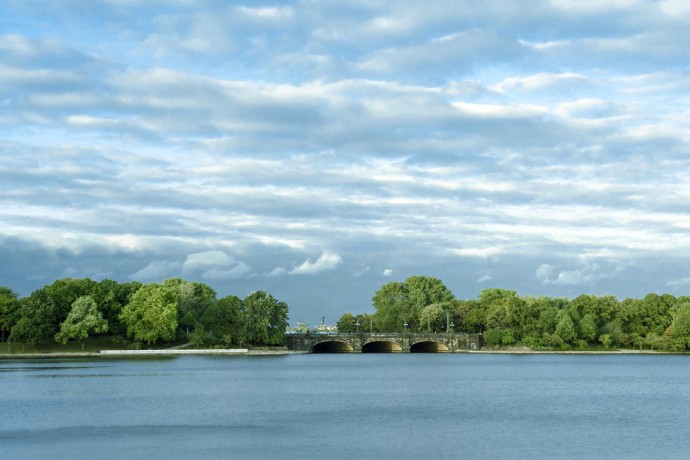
[{"left": 286, "top": 332, "right": 483, "bottom": 353}]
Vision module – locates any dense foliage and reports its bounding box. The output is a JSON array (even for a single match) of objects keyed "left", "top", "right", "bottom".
[
  {"left": 338, "top": 276, "right": 690, "bottom": 352},
  {"left": 0, "top": 278, "right": 289, "bottom": 348}
]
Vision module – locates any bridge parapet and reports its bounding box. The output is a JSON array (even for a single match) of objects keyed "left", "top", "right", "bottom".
[{"left": 285, "top": 332, "right": 483, "bottom": 353}]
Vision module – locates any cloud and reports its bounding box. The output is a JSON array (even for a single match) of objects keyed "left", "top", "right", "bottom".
[
  {"left": 4, "top": 0, "right": 690, "bottom": 325},
  {"left": 266, "top": 267, "right": 287, "bottom": 277},
  {"left": 201, "top": 262, "right": 252, "bottom": 280},
  {"left": 536, "top": 263, "right": 624, "bottom": 286},
  {"left": 536, "top": 264, "right": 556, "bottom": 284},
  {"left": 353, "top": 266, "right": 371, "bottom": 278},
  {"left": 289, "top": 251, "right": 343, "bottom": 275},
  {"left": 452, "top": 247, "right": 504, "bottom": 258},
  {"left": 666, "top": 277, "right": 690, "bottom": 288},
  {"left": 132, "top": 261, "right": 182, "bottom": 281},
  {"left": 477, "top": 274, "right": 493, "bottom": 284},
  {"left": 183, "top": 250, "right": 234, "bottom": 273}
]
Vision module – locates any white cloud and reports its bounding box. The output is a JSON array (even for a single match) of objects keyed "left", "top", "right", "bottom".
[
  {"left": 452, "top": 247, "right": 504, "bottom": 258},
  {"left": 129, "top": 250, "right": 253, "bottom": 281},
  {"left": 202, "top": 262, "right": 252, "bottom": 280},
  {"left": 666, "top": 277, "right": 690, "bottom": 288},
  {"left": 536, "top": 264, "right": 556, "bottom": 284},
  {"left": 4, "top": 0, "right": 690, "bottom": 323},
  {"left": 451, "top": 101, "right": 547, "bottom": 118},
  {"left": 266, "top": 267, "right": 287, "bottom": 277},
  {"left": 536, "top": 263, "right": 624, "bottom": 286},
  {"left": 132, "top": 261, "right": 181, "bottom": 281},
  {"left": 289, "top": 251, "right": 342, "bottom": 275},
  {"left": 353, "top": 266, "right": 370, "bottom": 278},
  {"left": 183, "top": 250, "right": 234, "bottom": 273},
  {"left": 477, "top": 274, "right": 493, "bottom": 283}
]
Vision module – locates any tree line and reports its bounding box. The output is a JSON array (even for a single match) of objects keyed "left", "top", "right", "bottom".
[
  {"left": 0, "top": 278, "right": 289, "bottom": 350},
  {"left": 336, "top": 276, "right": 690, "bottom": 351}
]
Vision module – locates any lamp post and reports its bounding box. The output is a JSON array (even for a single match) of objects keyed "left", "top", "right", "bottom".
[{"left": 355, "top": 320, "right": 360, "bottom": 334}]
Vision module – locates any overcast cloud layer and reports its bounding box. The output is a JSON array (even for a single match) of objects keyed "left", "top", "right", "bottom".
[{"left": 2, "top": 0, "right": 690, "bottom": 325}]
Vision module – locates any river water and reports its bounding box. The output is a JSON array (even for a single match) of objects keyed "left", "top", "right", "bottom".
[{"left": 1, "top": 353, "right": 689, "bottom": 459}]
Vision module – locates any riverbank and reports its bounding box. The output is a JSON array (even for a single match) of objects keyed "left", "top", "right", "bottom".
[
  {"left": 0, "top": 348, "right": 308, "bottom": 359},
  {"left": 0, "top": 348, "right": 673, "bottom": 359},
  {"left": 469, "top": 348, "right": 665, "bottom": 355}
]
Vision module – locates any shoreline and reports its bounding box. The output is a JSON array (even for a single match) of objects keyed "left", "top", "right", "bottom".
[
  {"left": 0, "top": 348, "right": 308, "bottom": 359},
  {"left": 0, "top": 348, "right": 675, "bottom": 359}
]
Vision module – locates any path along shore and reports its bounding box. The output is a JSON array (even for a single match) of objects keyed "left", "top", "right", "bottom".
[
  {"left": 0, "top": 348, "right": 308, "bottom": 359},
  {"left": 0, "top": 348, "right": 673, "bottom": 359}
]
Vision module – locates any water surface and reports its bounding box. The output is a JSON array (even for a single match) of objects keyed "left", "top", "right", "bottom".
[{"left": 1, "top": 354, "right": 688, "bottom": 459}]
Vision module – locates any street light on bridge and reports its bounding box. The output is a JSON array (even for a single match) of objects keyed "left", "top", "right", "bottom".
[{"left": 355, "top": 320, "right": 360, "bottom": 333}]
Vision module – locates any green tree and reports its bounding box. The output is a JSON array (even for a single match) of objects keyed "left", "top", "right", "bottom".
[
  {"left": 555, "top": 309, "right": 576, "bottom": 344},
  {"left": 119, "top": 283, "right": 179, "bottom": 345},
  {"left": 372, "top": 276, "right": 455, "bottom": 332},
  {"left": 201, "top": 294, "right": 244, "bottom": 345},
  {"left": 55, "top": 296, "right": 108, "bottom": 350},
  {"left": 372, "top": 281, "right": 410, "bottom": 332},
  {"left": 243, "top": 291, "right": 289, "bottom": 346},
  {"left": 419, "top": 303, "right": 446, "bottom": 332},
  {"left": 89, "top": 279, "right": 140, "bottom": 338},
  {"left": 406, "top": 276, "right": 454, "bottom": 311},
  {"left": 0, "top": 286, "right": 20, "bottom": 342},
  {"left": 336, "top": 313, "right": 357, "bottom": 333},
  {"left": 43, "top": 278, "right": 98, "bottom": 326},
  {"left": 167, "top": 279, "right": 217, "bottom": 334},
  {"left": 599, "top": 334, "right": 612, "bottom": 349},
  {"left": 454, "top": 299, "right": 486, "bottom": 333},
  {"left": 10, "top": 289, "right": 57, "bottom": 344},
  {"left": 578, "top": 313, "right": 597, "bottom": 343},
  {"left": 669, "top": 302, "right": 690, "bottom": 349}
]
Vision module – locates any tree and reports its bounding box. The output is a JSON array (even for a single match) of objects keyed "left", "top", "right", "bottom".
[
  {"left": 89, "top": 279, "right": 140, "bottom": 338},
  {"left": 578, "top": 313, "right": 597, "bottom": 343},
  {"left": 43, "top": 278, "right": 97, "bottom": 325},
  {"left": 669, "top": 302, "right": 690, "bottom": 349},
  {"left": 55, "top": 296, "right": 108, "bottom": 350},
  {"left": 0, "top": 286, "right": 19, "bottom": 342},
  {"left": 119, "top": 283, "right": 178, "bottom": 345},
  {"left": 11, "top": 289, "right": 57, "bottom": 343},
  {"left": 455, "top": 299, "right": 486, "bottom": 332},
  {"left": 372, "top": 281, "right": 410, "bottom": 332},
  {"left": 599, "top": 334, "right": 612, "bottom": 349},
  {"left": 243, "top": 291, "right": 289, "bottom": 346},
  {"left": 336, "top": 313, "right": 357, "bottom": 333},
  {"left": 372, "top": 276, "right": 455, "bottom": 332},
  {"left": 555, "top": 310, "right": 576, "bottom": 344},
  {"left": 201, "top": 294, "right": 244, "bottom": 345},
  {"left": 418, "top": 303, "right": 446, "bottom": 332},
  {"left": 406, "top": 276, "right": 455, "bottom": 311},
  {"left": 167, "top": 279, "right": 217, "bottom": 333}
]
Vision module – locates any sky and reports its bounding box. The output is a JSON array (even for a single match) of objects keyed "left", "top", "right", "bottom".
[{"left": 2, "top": 0, "right": 690, "bottom": 326}]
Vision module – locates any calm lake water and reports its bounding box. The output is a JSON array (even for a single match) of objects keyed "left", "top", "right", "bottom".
[{"left": 1, "top": 353, "right": 689, "bottom": 459}]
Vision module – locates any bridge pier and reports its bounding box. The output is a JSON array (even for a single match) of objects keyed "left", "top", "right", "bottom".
[{"left": 286, "top": 332, "right": 483, "bottom": 353}]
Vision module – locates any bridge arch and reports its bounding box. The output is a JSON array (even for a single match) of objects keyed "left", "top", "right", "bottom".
[
  {"left": 410, "top": 340, "right": 449, "bottom": 353},
  {"left": 362, "top": 340, "right": 403, "bottom": 353},
  {"left": 313, "top": 340, "right": 354, "bottom": 353}
]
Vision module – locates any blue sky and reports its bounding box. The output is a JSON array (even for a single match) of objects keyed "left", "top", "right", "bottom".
[{"left": 2, "top": 0, "right": 690, "bottom": 326}]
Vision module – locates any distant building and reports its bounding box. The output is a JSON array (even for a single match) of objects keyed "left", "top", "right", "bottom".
[{"left": 313, "top": 323, "right": 337, "bottom": 334}]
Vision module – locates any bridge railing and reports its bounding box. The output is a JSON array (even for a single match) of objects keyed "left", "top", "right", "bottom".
[{"left": 292, "top": 332, "right": 475, "bottom": 338}]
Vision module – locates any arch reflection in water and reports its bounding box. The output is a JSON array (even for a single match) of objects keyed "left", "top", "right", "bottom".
[
  {"left": 410, "top": 341, "right": 449, "bottom": 353},
  {"left": 312, "top": 340, "right": 354, "bottom": 353},
  {"left": 361, "top": 341, "right": 403, "bottom": 353}
]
